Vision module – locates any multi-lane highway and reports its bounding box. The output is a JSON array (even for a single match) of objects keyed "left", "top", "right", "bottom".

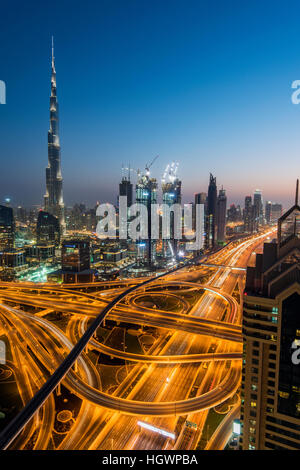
[{"left": 0, "top": 229, "right": 274, "bottom": 450}]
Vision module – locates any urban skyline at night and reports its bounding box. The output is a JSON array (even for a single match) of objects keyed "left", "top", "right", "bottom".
[
  {"left": 1, "top": 0, "right": 300, "bottom": 208},
  {"left": 0, "top": 0, "right": 300, "bottom": 457}
]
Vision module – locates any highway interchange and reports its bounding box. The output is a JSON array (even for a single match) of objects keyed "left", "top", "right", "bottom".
[{"left": 0, "top": 230, "right": 274, "bottom": 450}]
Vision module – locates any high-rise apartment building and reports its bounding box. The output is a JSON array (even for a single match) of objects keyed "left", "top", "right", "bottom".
[{"left": 240, "top": 182, "right": 300, "bottom": 450}]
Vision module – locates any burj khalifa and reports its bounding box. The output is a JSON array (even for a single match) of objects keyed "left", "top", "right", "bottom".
[{"left": 44, "top": 37, "right": 66, "bottom": 233}]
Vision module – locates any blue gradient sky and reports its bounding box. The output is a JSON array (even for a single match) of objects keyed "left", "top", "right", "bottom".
[{"left": 1, "top": 0, "right": 300, "bottom": 208}]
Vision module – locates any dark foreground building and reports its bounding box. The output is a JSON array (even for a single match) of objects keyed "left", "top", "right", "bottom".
[
  {"left": 0, "top": 205, "right": 14, "bottom": 250},
  {"left": 36, "top": 210, "right": 60, "bottom": 245},
  {"left": 48, "top": 239, "right": 97, "bottom": 283},
  {"left": 240, "top": 182, "right": 300, "bottom": 450},
  {"left": 205, "top": 173, "right": 217, "bottom": 249},
  {"left": 216, "top": 187, "right": 227, "bottom": 244}
]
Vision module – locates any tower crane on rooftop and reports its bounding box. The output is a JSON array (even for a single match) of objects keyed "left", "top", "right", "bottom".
[
  {"left": 123, "top": 156, "right": 159, "bottom": 183},
  {"left": 145, "top": 155, "right": 159, "bottom": 176},
  {"left": 162, "top": 161, "right": 179, "bottom": 184}
]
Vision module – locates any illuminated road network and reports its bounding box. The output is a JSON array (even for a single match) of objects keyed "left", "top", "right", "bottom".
[{"left": 0, "top": 231, "right": 274, "bottom": 450}]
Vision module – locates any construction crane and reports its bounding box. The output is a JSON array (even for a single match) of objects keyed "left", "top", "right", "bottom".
[
  {"left": 162, "top": 161, "right": 179, "bottom": 184},
  {"left": 121, "top": 163, "right": 136, "bottom": 181},
  {"left": 123, "top": 156, "right": 159, "bottom": 182},
  {"left": 145, "top": 155, "right": 159, "bottom": 176}
]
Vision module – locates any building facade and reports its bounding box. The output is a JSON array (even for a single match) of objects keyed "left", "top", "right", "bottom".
[
  {"left": 253, "top": 189, "right": 264, "bottom": 230},
  {"left": 205, "top": 173, "right": 217, "bottom": 249},
  {"left": 240, "top": 184, "right": 300, "bottom": 449},
  {"left": 162, "top": 171, "right": 182, "bottom": 258},
  {"left": 244, "top": 196, "right": 254, "bottom": 233},
  {"left": 216, "top": 187, "right": 227, "bottom": 244},
  {"left": 0, "top": 205, "right": 14, "bottom": 250},
  {"left": 135, "top": 172, "right": 158, "bottom": 265},
  {"left": 61, "top": 239, "right": 90, "bottom": 272},
  {"left": 36, "top": 210, "right": 60, "bottom": 246}
]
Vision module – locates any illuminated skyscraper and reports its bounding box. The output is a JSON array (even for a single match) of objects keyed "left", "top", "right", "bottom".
[
  {"left": 265, "top": 201, "right": 272, "bottom": 224},
  {"left": 240, "top": 181, "right": 300, "bottom": 450},
  {"left": 216, "top": 187, "right": 227, "bottom": 244},
  {"left": 244, "top": 196, "right": 254, "bottom": 233},
  {"left": 162, "top": 162, "right": 181, "bottom": 258},
  {"left": 0, "top": 205, "right": 14, "bottom": 250},
  {"left": 253, "top": 189, "right": 264, "bottom": 230},
  {"left": 135, "top": 169, "right": 157, "bottom": 265},
  {"left": 205, "top": 173, "right": 217, "bottom": 248},
  {"left": 44, "top": 38, "right": 66, "bottom": 234}
]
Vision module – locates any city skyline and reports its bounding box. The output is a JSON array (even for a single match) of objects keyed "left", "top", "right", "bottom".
[
  {"left": 1, "top": 0, "right": 300, "bottom": 207},
  {"left": 1, "top": 1, "right": 300, "bottom": 454}
]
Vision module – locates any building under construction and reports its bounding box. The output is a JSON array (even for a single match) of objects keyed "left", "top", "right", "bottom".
[{"left": 161, "top": 162, "right": 182, "bottom": 258}]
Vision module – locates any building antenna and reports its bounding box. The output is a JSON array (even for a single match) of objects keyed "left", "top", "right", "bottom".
[
  {"left": 51, "top": 36, "right": 55, "bottom": 66},
  {"left": 295, "top": 179, "right": 299, "bottom": 205}
]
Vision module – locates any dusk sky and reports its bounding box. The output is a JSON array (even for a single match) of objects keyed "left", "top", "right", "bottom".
[{"left": 1, "top": 0, "right": 300, "bottom": 208}]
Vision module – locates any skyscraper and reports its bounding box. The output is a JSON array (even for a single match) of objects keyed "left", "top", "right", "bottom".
[
  {"left": 195, "top": 192, "right": 206, "bottom": 207},
  {"left": 205, "top": 173, "right": 217, "bottom": 249},
  {"left": 44, "top": 38, "right": 66, "bottom": 234},
  {"left": 216, "top": 187, "right": 227, "bottom": 244},
  {"left": 119, "top": 171, "right": 133, "bottom": 243},
  {"left": 240, "top": 181, "right": 300, "bottom": 450},
  {"left": 36, "top": 210, "right": 60, "bottom": 246},
  {"left": 135, "top": 170, "right": 158, "bottom": 265},
  {"left": 253, "top": 189, "right": 264, "bottom": 230},
  {"left": 271, "top": 203, "right": 283, "bottom": 223},
  {"left": 244, "top": 196, "right": 254, "bottom": 233},
  {"left": 162, "top": 162, "right": 182, "bottom": 258},
  {"left": 265, "top": 201, "right": 272, "bottom": 224},
  {"left": 194, "top": 193, "right": 206, "bottom": 232},
  {"left": 119, "top": 172, "right": 133, "bottom": 208},
  {"left": 227, "top": 204, "right": 238, "bottom": 222},
  {"left": 0, "top": 205, "right": 14, "bottom": 250}
]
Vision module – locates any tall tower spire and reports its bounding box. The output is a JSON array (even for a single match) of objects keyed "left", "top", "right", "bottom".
[
  {"left": 44, "top": 37, "right": 66, "bottom": 234},
  {"left": 51, "top": 36, "right": 56, "bottom": 73}
]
